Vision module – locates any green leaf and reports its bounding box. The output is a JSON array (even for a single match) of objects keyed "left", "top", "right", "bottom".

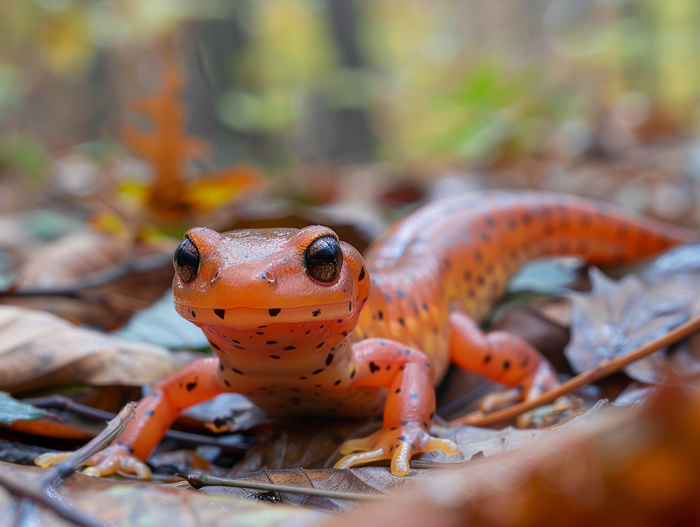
[{"left": 0, "top": 392, "right": 48, "bottom": 425}]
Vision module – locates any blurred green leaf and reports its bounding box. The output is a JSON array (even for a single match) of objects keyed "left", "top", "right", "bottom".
[
  {"left": 0, "top": 136, "right": 50, "bottom": 180},
  {"left": 0, "top": 392, "right": 48, "bottom": 425}
]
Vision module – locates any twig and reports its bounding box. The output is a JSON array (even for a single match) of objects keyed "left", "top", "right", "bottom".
[
  {"left": 451, "top": 313, "right": 700, "bottom": 427},
  {"left": 40, "top": 403, "right": 136, "bottom": 485},
  {"left": 0, "top": 252, "right": 172, "bottom": 298},
  {"left": 183, "top": 473, "right": 385, "bottom": 501},
  {"left": 24, "top": 395, "right": 249, "bottom": 452},
  {"left": 0, "top": 403, "right": 136, "bottom": 527}
]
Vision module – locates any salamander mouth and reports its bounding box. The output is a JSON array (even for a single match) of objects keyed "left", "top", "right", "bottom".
[{"left": 174, "top": 300, "right": 356, "bottom": 328}]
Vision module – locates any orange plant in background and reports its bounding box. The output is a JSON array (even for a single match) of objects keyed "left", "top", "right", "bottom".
[{"left": 121, "top": 38, "right": 264, "bottom": 223}]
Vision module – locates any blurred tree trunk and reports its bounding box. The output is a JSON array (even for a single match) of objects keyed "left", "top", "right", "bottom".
[{"left": 326, "top": 0, "right": 376, "bottom": 162}]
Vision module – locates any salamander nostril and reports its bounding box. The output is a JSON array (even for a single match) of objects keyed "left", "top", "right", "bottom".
[{"left": 174, "top": 238, "right": 200, "bottom": 283}]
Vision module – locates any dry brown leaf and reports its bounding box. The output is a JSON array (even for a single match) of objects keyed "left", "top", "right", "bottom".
[
  {"left": 566, "top": 267, "right": 700, "bottom": 383},
  {"left": 324, "top": 384, "right": 700, "bottom": 527},
  {"left": 14, "top": 231, "right": 130, "bottom": 290},
  {"left": 0, "top": 461, "right": 326, "bottom": 526},
  {"left": 0, "top": 305, "right": 180, "bottom": 394}
]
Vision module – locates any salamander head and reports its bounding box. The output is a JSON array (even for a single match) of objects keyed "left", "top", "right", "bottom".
[{"left": 172, "top": 225, "right": 370, "bottom": 331}]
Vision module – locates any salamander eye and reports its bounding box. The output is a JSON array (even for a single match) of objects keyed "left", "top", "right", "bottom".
[
  {"left": 174, "top": 238, "right": 199, "bottom": 283},
  {"left": 305, "top": 236, "right": 343, "bottom": 283}
]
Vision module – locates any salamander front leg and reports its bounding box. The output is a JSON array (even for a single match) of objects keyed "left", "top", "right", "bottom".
[
  {"left": 335, "top": 339, "right": 458, "bottom": 475},
  {"left": 449, "top": 312, "right": 559, "bottom": 413},
  {"left": 36, "top": 358, "right": 225, "bottom": 479}
]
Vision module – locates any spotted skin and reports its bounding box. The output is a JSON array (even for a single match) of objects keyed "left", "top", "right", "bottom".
[{"left": 36, "top": 191, "right": 694, "bottom": 478}]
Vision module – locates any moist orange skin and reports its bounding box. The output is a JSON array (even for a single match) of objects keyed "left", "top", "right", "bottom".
[{"left": 62, "top": 191, "right": 695, "bottom": 477}]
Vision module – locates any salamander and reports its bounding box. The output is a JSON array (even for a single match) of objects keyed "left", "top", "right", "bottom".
[{"left": 36, "top": 191, "right": 694, "bottom": 477}]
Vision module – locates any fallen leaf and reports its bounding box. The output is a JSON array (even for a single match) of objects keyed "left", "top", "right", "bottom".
[
  {"left": 0, "top": 305, "right": 180, "bottom": 394},
  {"left": 324, "top": 384, "right": 700, "bottom": 527},
  {"left": 0, "top": 461, "right": 327, "bottom": 526},
  {"left": 14, "top": 231, "right": 130, "bottom": 290},
  {"left": 0, "top": 392, "right": 47, "bottom": 424},
  {"left": 565, "top": 267, "right": 700, "bottom": 383}
]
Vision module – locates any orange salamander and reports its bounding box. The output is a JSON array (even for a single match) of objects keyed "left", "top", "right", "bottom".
[{"left": 36, "top": 191, "right": 694, "bottom": 477}]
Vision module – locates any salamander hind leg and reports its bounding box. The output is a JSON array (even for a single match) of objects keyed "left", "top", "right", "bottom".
[
  {"left": 335, "top": 339, "right": 458, "bottom": 475},
  {"left": 449, "top": 312, "right": 559, "bottom": 414}
]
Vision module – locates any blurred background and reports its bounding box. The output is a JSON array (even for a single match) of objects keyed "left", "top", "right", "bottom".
[{"left": 1, "top": 0, "right": 700, "bottom": 224}]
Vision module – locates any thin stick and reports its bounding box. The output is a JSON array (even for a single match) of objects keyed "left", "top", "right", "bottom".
[
  {"left": 184, "top": 473, "right": 385, "bottom": 501},
  {"left": 450, "top": 313, "right": 700, "bottom": 427},
  {"left": 0, "top": 403, "right": 136, "bottom": 527},
  {"left": 25, "top": 395, "right": 248, "bottom": 452},
  {"left": 41, "top": 402, "right": 136, "bottom": 484}
]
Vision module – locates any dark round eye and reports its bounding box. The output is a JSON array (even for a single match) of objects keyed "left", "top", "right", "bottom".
[
  {"left": 305, "top": 236, "right": 343, "bottom": 283},
  {"left": 174, "top": 238, "right": 199, "bottom": 283}
]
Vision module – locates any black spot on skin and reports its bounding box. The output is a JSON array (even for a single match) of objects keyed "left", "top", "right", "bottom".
[
  {"left": 480, "top": 231, "right": 489, "bottom": 242},
  {"left": 504, "top": 360, "right": 510, "bottom": 370},
  {"left": 145, "top": 410, "right": 154, "bottom": 417},
  {"left": 397, "top": 436, "right": 406, "bottom": 442},
  {"left": 219, "top": 361, "right": 224, "bottom": 371},
  {"left": 214, "top": 309, "right": 225, "bottom": 319},
  {"left": 378, "top": 311, "right": 384, "bottom": 320},
  {"left": 349, "top": 301, "right": 352, "bottom": 312},
  {"left": 486, "top": 216, "right": 496, "bottom": 228},
  {"left": 284, "top": 346, "right": 296, "bottom": 350},
  {"left": 231, "top": 339, "right": 240, "bottom": 344},
  {"left": 233, "top": 345, "right": 245, "bottom": 350},
  {"left": 268, "top": 308, "right": 281, "bottom": 317},
  {"left": 326, "top": 353, "right": 334, "bottom": 365},
  {"left": 223, "top": 379, "right": 231, "bottom": 387},
  {"left": 256, "top": 332, "right": 264, "bottom": 335},
  {"left": 358, "top": 267, "right": 366, "bottom": 281},
  {"left": 210, "top": 342, "right": 221, "bottom": 351},
  {"left": 300, "top": 376, "right": 306, "bottom": 380},
  {"left": 232, "top": 368, "right": 244, "bottom": 375},
  {"left": 334, "top": 380, "right": 341, "bottom": 386},
  {"left": 312, "top": 368, "right": 325, "bottom": 374},
  {"left": 395, "top": 388, "right": 401, "bottom": 393},
  {"left": 317, "top": 341, "right": 326, "bottom": 348},
  {"left": 386, "top": 365, "right": 391, "bottom": 370},
  {"left": 422, "top": 302, "right": 429, "bottom": 312},
  {"left": 186, "top": 382, "right": 197, "bottom": 391},
  {"left": 312, "top": 309, "right": 321, "bottom": 317},
  {"left": 484, "top": 354, "right": 491, "bottom": 364},
  {"left": 267, "top": 340, "right": 277, "bottom": 345},
  {"left": 259, "top": 325, "right": 268, "bottom": 328},
  {"left": 342, "top": 331, "right": 348, "bottom": 337},
  {"left": 398, "top": 317, "right": 405, "bottom": 326},
  {"left": 270, "top": 355, "right": 280, "bottom": 359},
  {"left": 350, "top": 369, "right": 356, "bottom": 379},
  {"left": 190, "top": 310, "right": 196, "bottom": 318},
  {"left": 369, "top": 362, "right": 380, "bottom": 373}
]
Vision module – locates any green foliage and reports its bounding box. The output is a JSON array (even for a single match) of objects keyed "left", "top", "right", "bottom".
[
  {"left": 0, "top": 136, "right": 50, "bottom": 180},
  {"left": 0, "top": 392, "right": 48, "bottom": 425},
  {"left": 426, "top": 63, "right": 571, "bottom": 159}
]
